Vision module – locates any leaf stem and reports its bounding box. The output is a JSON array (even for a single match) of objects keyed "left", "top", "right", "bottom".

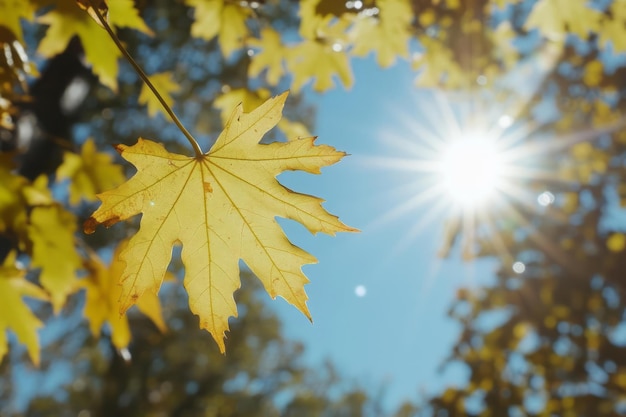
[{"left": 88, "top": 1, "right": 204, "bottom": 157}]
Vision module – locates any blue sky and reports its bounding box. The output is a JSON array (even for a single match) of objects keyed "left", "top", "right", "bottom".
[{"left": 271, "top": 57, "right": 499, "bottom": 409}]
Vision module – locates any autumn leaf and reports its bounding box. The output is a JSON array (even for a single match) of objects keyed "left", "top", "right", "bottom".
[
  {"left": 0, "top": 0, "right": 34, "bottom": 42},
  {"left": 85, "top": 92, "right": 356, "bottom": 352},
  {"left": 413, "top": 36, "right": 465, "bottom": 88},
  {"left": 0, "top": 251, "right": 48, "bottom": 366},
  {"left": 37, "top": 0, "right": 152, "bottom": 90},
  {"left": 0, "top": 162, "right": 28, "bottom": 235},
  {"left": 349, "top": 0, "right": 413, "bottom": 68},
  {"left": 24, "top": 176, "right": 82, "bottom": 311},
  {"left": 138, "top": 72, "right": 181, "bottom": 118},
  {"left": 185, "top": 0, "right": 250, "bottom": 57},
  {"left": 248, "top": 28, "right": 286, "bottom": 86},
  {"left": 108, "top": 0, "right": 152, "bottom": 35},
  {"left": 56, "top": 138, "right": 125, "bottom": 205},
  {"left": 81, "top": 240, "right": 166, "bottom": 349},
  {"left": 524, "top": 0, "right": 601, "bottom": 42},
  {"left": 287, "top": 17, "right": 353, "bottom": 92},
  {"left": 598, "top": 0, "right": 626, "bottom": 53},
  {"left": 214, "top": 88, "right": 311, "bottom": 140}
]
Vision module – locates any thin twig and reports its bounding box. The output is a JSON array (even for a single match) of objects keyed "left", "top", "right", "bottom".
[{"left": 88, "top": 1, "right": 204, "bottom": 157}]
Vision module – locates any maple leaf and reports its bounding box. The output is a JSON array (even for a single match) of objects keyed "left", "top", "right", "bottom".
[
  {"left": 214, "top": 88, "right": 311, "bottom": 140},
  {"left": 248, "top": 28, "right": 286, "bottom": 86},
  {"left": 349, "top": 0, "right": 413, "bottom": 68},
  {"left": 138, "top": 72, "right": 181, "bottom": 118},
  {"left": 56, "top": 138, "right": 125, "bottom": 205},
  {"left": 0, "top": 251, "right": 48, "bottom": 366},
  {"left": 185, "top": 0, "right": 250, "bottom": 57},
  {"left": 413, "top": 36, "right": 465, "bottom": 88},
  {"left": 524, "top": 0, "right": 601, "bottom": 42},
  {"left": 598, "top": 0, "right": 626, "bottom": 54},
  {"left": 287, "top": 18, "right": 353, "bottom": 92},
  {"left": 37, "top": 0, "right": 152, "bottom": 90},
  {"left": 0, "top": 163, "right": 28, "bottom": 235},
  {"left": 108, "top": 0, "right": 153, "bottom": 35},
  {"left": 0, "top": 0, "right": 34, "bottom": 45},
  {"left": 84, "top": 92, "right": 356, "bottom": 352},
  {"left": 81, "top": 241, "right": 166, "bottom": 349},
  {"left": 0, "top": 0, "right": 34, "bottom": 42},
  {"left": 25, "top": 176, "right": 82, "bottom": 311}
]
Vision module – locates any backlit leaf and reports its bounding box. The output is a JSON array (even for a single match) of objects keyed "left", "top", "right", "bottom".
[
  {"left": 56, "top": 138, "right": 125, "bottom": 205},
  {"left": 81, "top": 241, "right": 166, "bottom": 349},
  {"left": 248, "top": 28, "right": 286, "bottom": 86},
  {"left": 349, "top": 0, "right": 413, "bottom": 68},
  {"left": 0, "top": 0, "right": 34, "bottom": 42},
  {"left": 0, "top": 251, "right": 48, "bottom": 366},
  {"left": 524, "top": 0, "right": 601, "bottom": 41},
  {"left": 185, "top": 0, "right": 250, "bottom": 57},
  {"left": 84, "top": 92, "right": 356, "bottom": 352},
  {"left": 287, "top": 35, "right": 353, "bottom": 92},
  {"left": 27, "top": 182, "right": 81, "bottom": 311},
  {"left": 138, "top": 72, "right": 181, "bottom": 118},
  {"left": 38, "top": 0, "right": 152, "bottom": 90},
  {"left": 598, "top": 0, "right": 626, "bottom": 53}
]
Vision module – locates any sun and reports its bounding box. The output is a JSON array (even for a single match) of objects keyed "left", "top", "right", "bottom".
[{"left": 437, "top": 133, "right": 506, "bottom": 209}]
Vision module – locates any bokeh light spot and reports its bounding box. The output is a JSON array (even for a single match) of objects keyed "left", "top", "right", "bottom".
[
  {"left": 513, "top": 261, "right": 525, "bottom": 274},
  {"left": 355, "top": 285, "right": 367, "bottom": 297}
]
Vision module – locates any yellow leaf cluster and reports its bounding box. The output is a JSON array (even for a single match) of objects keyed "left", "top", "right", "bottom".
[
  {"left": 287, "top": 17, "right": 354, "bottom": 92},
  {"left": 81, "top": 241, "right": 166, "bottom": 349},
  {"left": 56, "top": 138, "right": 125, "bottom": 205},
  {"left": 0, "top": 252, "right": 48, "bottom": 366},
  {"left": 0, "top": 0, "right": 34, "bottom": 42},
  {"left": 413, "top": 36, "right": 464, "bottom": 88},
  {"left": 598, "top": 0, "right": 626, "bottom": 53},
  {"left": 524, "top": 0, "right": 601, "bottom": 42},
  {"left": 138, "top": 72, "right": 181, "bottom": 119},
  {"left": 28, "top": 202, "right": 81, "bottom": 311},
  {"left": 85, "top": 93, "right": 356, "bottom": 352},
  {"left": 37, "top": 0, "right": 151, "bottom": 91},
  {"left": 185, "top": 0, "right": 251, "bottom": 57},
  {"left": 349, "top": 0, "right": 413, "bottom": 68},
  {"left": 248, "top": 28, "right": 286, "bottom": 86}
]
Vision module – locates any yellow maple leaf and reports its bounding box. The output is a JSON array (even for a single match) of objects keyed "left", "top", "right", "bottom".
[
  {"left": 214, "top": 88, "right": 311, "bottom": 140},
  {"left": 524, "top": 0, "right": 601, "bottom": 42},
  {"left": 84, "top": 92, "right": 356, "bottom": 352},
  {"left": 248, "top": 27, "right": 286, "bottom": 86},
  {"left": 0, "top": 0, "right": 34, "bottom": 41},
  {"left": 138, "top": 72, "right": 181, "bottom": 118},
  {"left": 287, "top": 14, "right": 353, "bottom": 92},
  {"left": 598, "top": 0, "right": 626, "bottom": 53},
  {"left": 108, "top": 0, "right": 153, "bottom": 35},
  {"left": 185, "top": 0, "right": 250, "bottom": 57},
  {"left": 413, "top": 36, "right": 465, "bottom": 88},
  {"left": 81, "top": 241, "right": 166, "bottom": 349},
  {"left": 26, "top": 177, "right": 82, "bottom": 311},
  {"left": 0, "top": 163, "right": 29, "bottom": 235},
  {"left": 0, "top": 251, "right": 48, "bottom": 366},
  {"left": 349, "top": 0, "right": 413, "bottom": 68},
  {"left": 37, "top": 0, "right": 152, "bottom": 90},
  {"left": 56, "top": 138, "right": 125, "bottom": 205}
]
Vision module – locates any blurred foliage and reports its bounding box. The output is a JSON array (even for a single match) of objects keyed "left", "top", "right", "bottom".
[
  {"left": 1, "top": 0, "right": 626, "bottom": 415},
  {"left": 0, "top": 274, "right": 396, "bottom": 416}
]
